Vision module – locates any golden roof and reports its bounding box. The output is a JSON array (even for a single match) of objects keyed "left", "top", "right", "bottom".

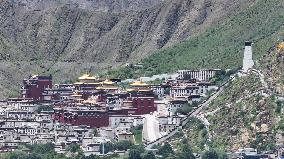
[
  {"left": 101, "top": 79, "right": 115, "bottom": 85},
  {"left": 78, "top": 74, "right": 97, "bottom": 80},
  {"left": 87, "top": 83, "right": 101, "bottom": 85},
  {"left": 105, "top": 87, "right": 118, "bottom": 90},
  {"left": 130, "top": 81, "right": 149, "bottom": 87},
  {"left": 276, "top": 42, "right": 284, "bottom": 53},
  {"left": 126, "top": 88, "right": 136, "bottom": 92},
  {"left": 138, "top": 89, "right": 151, "bottom": 92},
  {"left": 96, "top": 86, "right": 118, "bottom": 90}
]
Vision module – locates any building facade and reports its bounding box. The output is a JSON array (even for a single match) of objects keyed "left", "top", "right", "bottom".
[
  {"left": 21, "top": 75, "right": 52, "bottom": 101},
  {"left": 177, "top": 69, "right": 221, "bottom": 81}
]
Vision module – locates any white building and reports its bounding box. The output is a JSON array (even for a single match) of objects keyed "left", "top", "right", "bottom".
[
  {"left": 242, "top": 41, "right": 254, "bottom": 73},
  {"left": 170, "top": 85, "right": 199, "bottom": 98},
  {"left": 177, "top": 69, "right": 221, "bottom": 81},
  {"left": 151, "top": 85, "right": 166, "bottom": 98},
  {"left": 167, "top": 99, "right": 188, "bottom": 113}
]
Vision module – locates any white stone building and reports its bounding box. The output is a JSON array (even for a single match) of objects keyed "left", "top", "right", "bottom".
[{"left": 177, "top": 69, "right": 221, "bottom": 81}]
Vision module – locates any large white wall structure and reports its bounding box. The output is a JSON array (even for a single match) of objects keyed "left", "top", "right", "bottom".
[
  {"left": 142, "top": 114, "right": 161, "bottom": 143},
  {"left": 242, "top": 41, "right": 254, "bottom": 73}
]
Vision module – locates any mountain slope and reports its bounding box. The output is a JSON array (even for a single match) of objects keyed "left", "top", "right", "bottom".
[
  {"left": 205, "top": 74, "right": 276, "bottom": 151},
  {"left": 168, "top": 43, "right": 284, "bottom": 153},
  {"left": 260, "top": 44, "right": 284, "bottom": 96},
  {"left": 6, "top": 0, "right": 164, "bottom": 12},
  {"left": 109, "top": 0, "right": 284, "bottom": 78},
  {"left": 0, "top": 0, "right": 254, "bottom": 98},
  {"left": 197, "top": 43, "right": 284, "bottom": 152}
]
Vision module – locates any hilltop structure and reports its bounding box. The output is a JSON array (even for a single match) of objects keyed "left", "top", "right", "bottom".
[{"left": 242, "top": 41, "right": 254, "bottom": 73}]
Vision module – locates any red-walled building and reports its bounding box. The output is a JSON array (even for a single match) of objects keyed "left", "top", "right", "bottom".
[
  {"left": 53, "top": 109, "right": 110, "bottom": 128},
  {"left": 132, "top": 97, "right": 156, "bottom": 115},
  {"left": 53, "top": 96, "right": 157, "bottom": 128},
  {"left": 53, "top": 108, "right": 136, "bottom": 128},
  {"left": 21, "top": 75, "right": 52, "bottom": 101}
]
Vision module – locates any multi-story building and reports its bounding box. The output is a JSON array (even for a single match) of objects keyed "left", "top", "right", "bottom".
[
  {"left": 150, "top": 84, "right": 171, "bottom": 98},
  {"left": 43, "top": 84, "right": 74, "bottom": 102},
  {"left": 21, "top": 75, "right": 53, "bottom": 101},
  {"left": 177, "top": 69, "right": 221, "bottom": 81},
  {"left": 167, "top": 99, "right": 188, "bottom": 113}
]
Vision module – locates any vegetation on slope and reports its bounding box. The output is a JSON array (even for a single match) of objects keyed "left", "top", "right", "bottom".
[
  {"left": 167, "top": 40, "right": 284, "bottom": 153},
  {"left": 2, "top": 143, "right": 159, "bottom": 159},
  {"left": 108, "top": 0, "right": 284, "bottom": 79},
  {"left": 167, "top": 118, "right": 228, "bottom": 158},
  {"left": 186, "top": 118, "right": 209, "bottom": 153},
  {"left": 155, "top": 140, "right": 196, "bottom": 159},
  {"left": 203, "top": 74, "right": 279, "bottom": 152},
  {"left": 260, "top": 43, "right": 284, "bottom": 96}
]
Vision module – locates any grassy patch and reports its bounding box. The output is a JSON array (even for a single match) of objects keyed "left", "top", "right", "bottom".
[{"left": 131, "top": 125, "right": 143, "bottom": 144}]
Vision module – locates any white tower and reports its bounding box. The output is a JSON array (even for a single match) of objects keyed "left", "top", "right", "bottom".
[{"left": 242, "top": 41, "right": 254, "bottom": 73}]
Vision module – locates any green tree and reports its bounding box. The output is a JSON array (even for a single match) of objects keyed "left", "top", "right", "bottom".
[
  {"left": 114, "top": 140, "right": 133, "bottom": 151},
  {"left": 99, "top": 142, "right": 114, "bottom": 154},
  {"left": 176, "top": 138, "right": 195, "bottom": 159},
  {"left": 32, "top": 143, "right": 54, "bottom": 154},
  {"left": 36, "top": 105, "right": 53, "bottom": 113},
  {"left": 81, "top": 154, "right": 100, "bottom": 159},
  {"left": 177, "top": 144, "right": 195, "bottom": 159},
  {"left": 8, "top": 151, "right": 29, "bottom": 159},
  {"left": 66, "top": 144, "right": 81, "bottom": 153},
  {"left": 158, "top": 143, "right": 174, "bottom": 158},
  {"left": 177, "top": 102, "right": 199, "bottom": 115},
  {"left": 27, "top": 153, "right": 41, "bottom": 159},
  {"left": 131, "top": 125, "right": 143, "bottom": 144},
  {"left": 141, "top": 151, "right": 156, "bottom": 159},
  {"left": 202, "top": 149, "right": 218, "bottom": 159},
  {"left": 93, "top": 129, "right": 98, "bottom": 137},
  {"left": 129, "top": 149, "right": 142, "bottom": 159},
  {"left": 276, "top": 100, "right": 283, "bottom": 114},
  {"left": 202, "top": 149, "right": 227, "bottom": 159},
  {"left": 164, "top": 88, "right": 170, "bottom": 95},
  {"left": 127, "top": 144, "right": 146, "bottom": 159}
]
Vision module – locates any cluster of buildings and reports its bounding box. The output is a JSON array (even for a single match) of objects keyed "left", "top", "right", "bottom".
[
  {"left": 229, "top": 148, "right": 280, "bottom": 159},
  {"left": 0, "top": 69, "right": 220, "bottom": 155}
]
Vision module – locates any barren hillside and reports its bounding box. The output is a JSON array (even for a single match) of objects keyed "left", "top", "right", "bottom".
[{"left": 0, "top": 0, "right": 254, "bottom": 98}]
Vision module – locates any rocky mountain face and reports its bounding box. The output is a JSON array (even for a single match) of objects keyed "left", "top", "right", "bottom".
[
  {"left": 7, "top": 0, "right": 164, "bottom": 12},
  {"left": 0, "top": 0, "right": 254, "bottom": 98}
]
